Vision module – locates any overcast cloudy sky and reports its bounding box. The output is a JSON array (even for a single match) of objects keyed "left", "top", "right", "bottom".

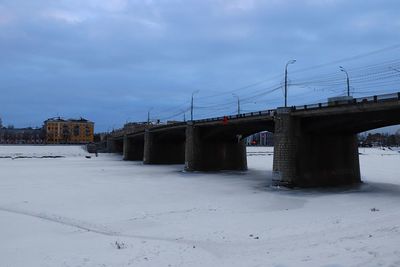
[{"left": 0, "top": 0, "right": 400, "bottom": 131}]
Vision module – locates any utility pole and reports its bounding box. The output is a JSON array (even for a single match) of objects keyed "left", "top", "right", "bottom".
[
  {"left": 147, "top": 107, "right": 153, "bottom": 126},
  {"left": 284, "top": 59, "right": 296, "bottom": 107},
  {"left": 340, "top": 66, "right": 350, "bottom": 97},
  {"left": 191, "top": 95, "right": 193, "bottom": 121},
  {"left": 191, "top": 90, "right": 199, "bottom": 121},
  {"left": 232, "top": 93, "right": 240, "bottom": 115}
]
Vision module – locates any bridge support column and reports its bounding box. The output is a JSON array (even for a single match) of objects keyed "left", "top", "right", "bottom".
[
  {"left": 123, "top": 135, "right": 144, "bottom": 161},
  {"left": 143, "top": 130, "right": 185, "bottom": 164},
  {"left": 272, "top": 108, "right": 300, "bottom": 185},
  {"left": 185, "top": 123, "right": 247, "bottom": 171},
  {"left": 273, "top": 107, "right": 361, "bottom": 187}
]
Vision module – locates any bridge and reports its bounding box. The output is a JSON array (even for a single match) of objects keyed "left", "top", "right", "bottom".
[{"left": 107, "top": 92, "right": 400, "bottom": 187}]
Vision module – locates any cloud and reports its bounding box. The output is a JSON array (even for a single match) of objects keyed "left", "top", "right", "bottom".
[
  {"left": 294, "top": 29, "right": 319, "bottom": 42},
  {"left": 86, "top": 0, "right": 129, "bottom": 12},
  {"left": 0, "top": 5, "right": 14, "bottom": 25},
  {"left": 42, "top": 9, "right": 85, "bottom": 24},
  {"left": 351, "top": 12, "right": 390, "bottom": 31},
  {"left": 220, "top": 0, "right": 259, "bottom": 11},
  {"left": 0, "top": 0, "right": 399, "bottom": 130},
  {"left": 304, "top": 0, "right": 343, "bottom": 6}
]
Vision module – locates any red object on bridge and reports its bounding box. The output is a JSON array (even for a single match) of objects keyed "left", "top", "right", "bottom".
[{"left": 222, "top": 116, "right": 228, "bottom": 125}]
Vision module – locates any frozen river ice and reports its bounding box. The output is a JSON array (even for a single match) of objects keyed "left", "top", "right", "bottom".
[{"left": 0, "top": 145, "right": 399, "bottom": 267}]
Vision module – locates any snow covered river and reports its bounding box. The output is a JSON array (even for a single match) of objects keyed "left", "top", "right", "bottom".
[{"left": 0, "top": 145, "right": 399, "bottom": 267}]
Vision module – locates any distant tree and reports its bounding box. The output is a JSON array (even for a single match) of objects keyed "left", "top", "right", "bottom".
[
  {"left": 386, "top": 135, "right": 397, "bottom": 146},
  {"left": 396, "top": 130, "right": 400, "bottom": 146},
  {"left": 363, "top": 132, "right": 400, "bottom": 147},
  {"left": 365, "top": 133, "right": 385, "bottom": 146},
  {"left": 23, "top": 131, "right": 31, "bottom": 143},
  {"left": 0, "top": 117, "right": 2, "bottom": 128},
  {"left": 358, "top": 133, "right": 367, "bottom": 143},
  {"left": 93, "top": 133, "right": 101, "bottom": 142}
]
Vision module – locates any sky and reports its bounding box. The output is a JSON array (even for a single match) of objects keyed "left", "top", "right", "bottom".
[{"left": 0, "top": 0, "right": 400, "bottom": 132}]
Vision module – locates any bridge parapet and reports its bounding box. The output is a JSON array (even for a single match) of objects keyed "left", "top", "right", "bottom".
[
  {"left": 293, "top": 92, "right": 399, "bottom": 112},
  {"left": 110, "top": 129, "right": 125, "bottom": 138},
  {"left": 110, "top": 123, "right": 150, "bottom": 138}
]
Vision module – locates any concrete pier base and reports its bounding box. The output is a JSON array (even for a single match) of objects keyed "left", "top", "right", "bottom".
[
  {"left": 273, "top": 107, "right": 361, "bottom": 187},
  {"left": 123, "top": 135, "right": 144, "bottom": 161},
  {"left": 143, "top": 130, "right": 185, "bottom": 164},
  {"left": 185, "top": 124, "right": 247, "bottom": 171}
]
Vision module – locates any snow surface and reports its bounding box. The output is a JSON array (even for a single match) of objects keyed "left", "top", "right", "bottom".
[
  {"left": 0, "top": 145, "right": 400, "bottom": 267},
  {"left": 0, "top": 145, "right": 89, "bottom": 158}
]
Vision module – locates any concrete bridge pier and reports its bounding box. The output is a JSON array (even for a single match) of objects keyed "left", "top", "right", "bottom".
[
  {"left": 273, "top": 107, "right": 361, "bottom": 187},
  {"left": 185, "top": 123, "right": 247, "bottom": 171},
  {"left": 123, "top": 135, "right": 144, "bottom": 161},
  {"left": 272, "top": 108, "right": 300, "bottom": 185},
  {"left": 107, "top": 138, "right": 123, "bottom": 154},
  {"left": 143, "top": 130, "right": 185, "bottom": 164}
]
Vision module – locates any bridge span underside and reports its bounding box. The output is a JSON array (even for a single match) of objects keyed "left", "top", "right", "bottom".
[
  {"left": 107, "top": 138, "right": 123, "bottom": 154},
  {"left": 185, "top": 119, "right": 274, "bottom": 171},
  {"left": 123, "top": 135, "right": 144, "bottom": 161},
  {"left": 143, "top": 127, "right": 186, "bottom": 164}
]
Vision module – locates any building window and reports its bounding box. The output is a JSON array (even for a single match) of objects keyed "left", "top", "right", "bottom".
[{"left": 73, "top": 125, "right": 80, "bottom": 136}]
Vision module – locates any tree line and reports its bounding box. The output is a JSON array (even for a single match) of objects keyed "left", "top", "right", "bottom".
[{"left": 358, "top": 131, "right": 400, "bottom": 147}]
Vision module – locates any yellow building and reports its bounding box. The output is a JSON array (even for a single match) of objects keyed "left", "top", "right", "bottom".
[{"left": 44, "top": 117, "right": 94, "bottom": 144}]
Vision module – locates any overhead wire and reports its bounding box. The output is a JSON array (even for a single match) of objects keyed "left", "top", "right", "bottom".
[{"left": 150, "top": 44, "right": 400, "bottom": 121}]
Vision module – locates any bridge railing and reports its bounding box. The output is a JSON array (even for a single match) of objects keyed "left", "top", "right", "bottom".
[
  {"left": 109, "top": 92, "right": 399, "bottom": 136},
  {"left": 149, "top": 121, "right": 187, "bottom": 130},
  {"left": 195, "top": 109, "right": 276, "bottom": 123},
  {"left": 294, "top": 92, "right": 400, "bottom": 111},
  {"left": 193, "top": 92, "right": 399, "bottom": 122}
]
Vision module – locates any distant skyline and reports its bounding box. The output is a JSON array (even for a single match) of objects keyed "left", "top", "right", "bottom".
[{"left": 1, "top": 0, "right": 400, "bottom": 132}]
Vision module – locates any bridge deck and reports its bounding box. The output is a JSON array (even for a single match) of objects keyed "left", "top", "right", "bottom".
[{"left": 110, "top": 92, "right": 400, "bottom": 138}]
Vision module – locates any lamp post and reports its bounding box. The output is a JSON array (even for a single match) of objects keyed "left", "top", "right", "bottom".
[
  {"left": 339, "top": 66, "right": 350, "bottom": 97},
  {"left": 147, "top": 107, "right": 153, "bottom": 126},
  {"left": 232, "top": 93, "right": 240, "bottom": 115},
  {"left": 191, "top": 90, "right": 199, "bottom": 121},
  {"left": 181, "top": 109, "right": 187, "bottom": 122},
  {"left": 284, "top": 59, "right": 296, "bottom": 107}
]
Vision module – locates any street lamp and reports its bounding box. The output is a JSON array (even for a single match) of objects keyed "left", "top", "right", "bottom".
[
  {"left": 232, "top": 93, "right": 240, "bottom": 115},
  {"left": 191, "top": 90, "right": 199, "bottom": 121},
  {"left": 147, "top": 107, "right": 153, "bottom": 126},
  {"left": 284, "top": 59, "right": 296, "bottom": 107},
  {"left": 339, "top": 66, "right": 350, "bottom": 97},
  {"left": 180, "top": 109, "right": 187, "bottom": 122}
]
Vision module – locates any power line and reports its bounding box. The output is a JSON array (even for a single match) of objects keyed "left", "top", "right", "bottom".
[{"left": 150, "top": 44, "right": 400, "bottom": 122}]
